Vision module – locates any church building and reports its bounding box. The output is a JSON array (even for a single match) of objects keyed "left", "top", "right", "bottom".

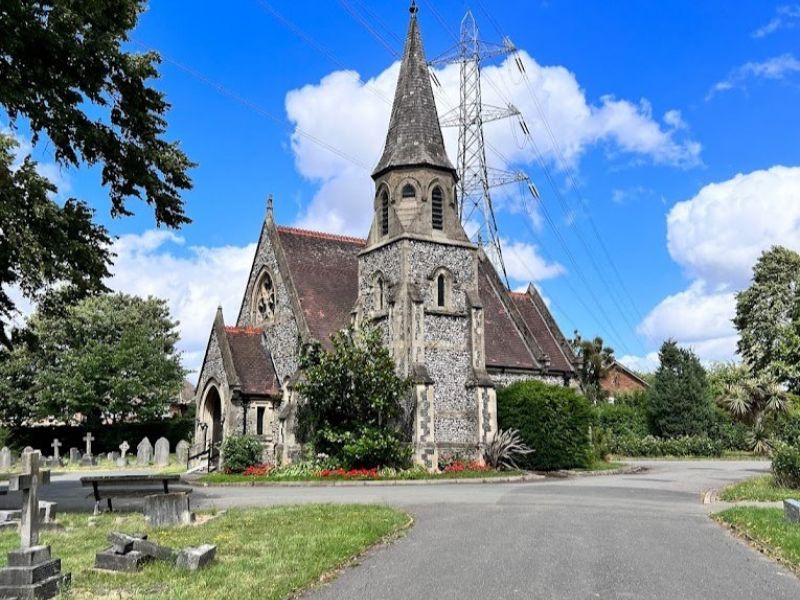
[{"left": 193, "top": 5, "right": 577, "bottom": 469}]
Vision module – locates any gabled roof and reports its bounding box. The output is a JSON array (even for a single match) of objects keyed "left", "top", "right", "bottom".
[
  {"left": 372, "top": 5, "right": 455, "bottom": 178},
  {"left": 276, "top": 226, "right": 364, "bottom": 349},
  {"left": 224, "top": 327, "right": 280, "bottom": 397},
  {"left": 511, "top": 288, "right": 576, "bottom": 373}
]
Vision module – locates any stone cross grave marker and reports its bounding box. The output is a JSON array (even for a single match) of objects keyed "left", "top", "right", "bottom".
[
  {"left": 1, "top": 450, "right": 70, "bottom": 598},
  {"left": 0, "top": 447, "right": 11, "bottom": 470},
  {"left": 9, "top": 450, "right": 51, "bottom": 548},
  {"left": 83, "top": 432, "right": 94, "bottom": 456},
  {"left": 137, "top": 437, "right": 153, "bottom": 466},
  {"left": 154, "top": 437, "right": 170, "bottom": 467},
  {"left": 51, "top": 439, "right": 62, "bottom": 461},
  {"left": 117, "top": 441, "right": 130, "bottom": 467}
]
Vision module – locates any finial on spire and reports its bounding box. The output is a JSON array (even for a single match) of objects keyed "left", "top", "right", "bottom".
[
  {"left": 409, "top": 0, "right": 418, "bottom": 15},
  {"left": 266, "top": 193, "right": 274, "bottom": 221}
]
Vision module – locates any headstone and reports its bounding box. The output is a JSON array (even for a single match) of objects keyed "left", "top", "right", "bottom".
[
  {"left": 50, "top": 439, "right": 62, "bottom": 462},
  {"left": 109, "top": 451, "right": 120, "bottom": 462},
  {"left": 94, "top": 532, "right": 178, "bottom": 572},
  {"left": 69, "top": 448, "right": 80, "bottom": 464},
  {"left": 143, "top": 492, "right": 194, "bottom": 527},
  {"left": 176, "top": 544, "right": 217, "bottom": 571},
  {"left": 22, "top": 446, "right": 33, "bottom": 454},
  {"left": 136, "top": 438, "right": 153, "bottom": 466},
  {"left": 80, "top": 432, "right": 96, "bottom": 466},
  {"left": 785, "top": 499, "right": 800, "bottom": 524},
  {"left": 39, "top": 502, "right": 57, "bottom": 524},
  {"left": 83, "top": 432, "right": 94, "bottom": 457},
  {"left": 94, "top": 548, "right": 150, "bottom": 572},
  {"left": 0, "top": 451, "right": 70, "bottom": 599},
  {"left": 117, "top": 441, "right": 130, "bottom": 467},
  {"left": 154, "top": 437, "right": 170, "bottom": 467},
  {"left": 176, "top": 440, "right": 190, "bottom": 466},
  {"left": 0, "top": 447, "right": 11, "bottom": 470}
]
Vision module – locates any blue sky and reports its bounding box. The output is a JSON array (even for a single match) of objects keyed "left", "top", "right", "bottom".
[{"left": 7, "top": 1, "right": 800, "bottom": 375}]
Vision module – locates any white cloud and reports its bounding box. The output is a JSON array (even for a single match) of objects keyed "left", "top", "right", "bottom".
[
  {"left": 501, "top": 239, "right": 565, "bottom": 283},
  {"left": 618, "top": 352, "right": 659, "bottom": 373},
  {"left": 286, "top": 51, "right": 701, "bottom": 236},
  {"left": 108, "top": 231, "right": 256, "bottom": 379},
  {"left": 638, "top": 165, "right": 800, "bottom": 365},
  {"left": 707, "top": 54, "right": 800, "bottom": 99},
  {"left": 752, "top": 4, "right": 800, "bottom": 38},
  {"left": 667, "top": 165, "right": 800, "bottom": 287}
]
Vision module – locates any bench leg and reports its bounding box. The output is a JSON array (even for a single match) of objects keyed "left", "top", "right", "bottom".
[
  {"left": 93, "top": 501, "right": 100, "bottom": 517},
  {"left": 107, "top": 497, "right": 113, "bottom": 512}
]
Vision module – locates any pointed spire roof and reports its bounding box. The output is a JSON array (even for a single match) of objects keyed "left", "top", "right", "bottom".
[{"left": 372, "top": 4, "right": 455, "bottom": 178}]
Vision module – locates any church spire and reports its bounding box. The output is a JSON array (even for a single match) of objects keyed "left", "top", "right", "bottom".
[{"left": 372, "top": 3, "right": 455, "bottom": 179}]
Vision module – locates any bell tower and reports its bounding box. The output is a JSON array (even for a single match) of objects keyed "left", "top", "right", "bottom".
[{"left": 357, "top": 3, "right": 497, "bottom": 470}]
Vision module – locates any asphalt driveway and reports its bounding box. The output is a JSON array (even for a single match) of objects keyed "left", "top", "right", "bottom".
[{"left": 4, "top": 459, "right": 797, "bottom": 599}]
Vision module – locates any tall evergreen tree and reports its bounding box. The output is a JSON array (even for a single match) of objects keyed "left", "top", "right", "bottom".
[
  {"left": 648, "top": 340, "right": 714, "bottom": 438},
  {"left": 734, "top": 246, "right": 800, "bottom": 393}
]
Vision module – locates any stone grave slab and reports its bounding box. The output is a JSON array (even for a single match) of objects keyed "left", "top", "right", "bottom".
[
  {"left": 154, "top": 437, "right": 170, "bottom": 467},
  {"left": 785, "top": 499, "right": 800, "bottom": 524}
]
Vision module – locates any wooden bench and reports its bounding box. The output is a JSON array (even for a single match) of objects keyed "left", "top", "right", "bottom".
[{"left": 80, "top": 474, "right": 191, "bottom": 513}]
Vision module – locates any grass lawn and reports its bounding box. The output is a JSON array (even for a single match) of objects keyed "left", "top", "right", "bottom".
[
  {"left": 719, "top": 474, "right": 800, "bottom": 502},
  {"left": 714, "top": 507, "right": 800, "bottom": 574},
  {"left": 0, "top": 505, "right": 408, "bottom": 599},
  {"left": 199, "top": 468, "right": 523, "bottom": 485}
]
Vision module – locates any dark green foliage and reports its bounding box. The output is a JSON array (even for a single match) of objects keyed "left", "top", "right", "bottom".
[
  {"left": 296, "top": 327, "right": 411, "bottom": 469},
  {"left": 2, "top": 419, "right": 193, "bottom": 453},
  {"left": 772, "top": 443, "right": 800, "bottom": 489},
  {"left": 222, "top": 435, "right": 263, "bottom": 473},
  {"left": 497, "top": 380, "right": 593, "bottom": 470},
  {"left": 609, "top": 435, "right": 724, "bottom": 457},
  {"left": 767, "top": 409, "right": 800, "bottom": 448},
  {"left": 734, "top": 246, "right": 800, "bottom": 393},
  {"left": 708, "top": 408, "right": 751, "bottom": 451},
  {"left": 0, "top": 293, "right": 186, "bottom": 428},
  {"left": 0, "top": 1, "right": 194, "bottom": 346},
  {"left": 648, "top": 340, "right": 714, "bottom": 438},
  {"left": 594, "top": 403, "right": 649, "bottom": 438}
]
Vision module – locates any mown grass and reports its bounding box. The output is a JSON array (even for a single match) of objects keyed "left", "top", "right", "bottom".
[
  {"left": 199, "top": 468, "right": 523, "bottom": 485},
  {"left": 0, "top": 505, "right": 409, "bottom": 599},
  {"left": 714, "top": 507, "right": 800, "bottom": 573},
  {"left": 719, "top": 474, "right": 800, "bottom": 502}
]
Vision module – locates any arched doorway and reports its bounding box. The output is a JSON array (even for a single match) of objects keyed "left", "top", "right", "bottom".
[{"left": 201, "top": 385, "right": 223, "bottom": 452}]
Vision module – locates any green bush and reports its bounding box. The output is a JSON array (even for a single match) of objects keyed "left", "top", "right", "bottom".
[
  {"left": 594, "top": 403, "right": 649, "bottom": 438},
  {"left": 608, "top": 434, "right": 724, "bottom": 457},
  {"left": 767, "top": 409, "right": 800, "bottom": 447},
  {"left": 222, "top": 435, "right": 263, "bottom": 473},
  {"left": 772, "top": 443, "right": 800, "bottom": 489},
  {"left": 497, "top": 380, "right": 593, "bottom": 470},
  {"left": 708, "top": 408, "right": 751, "bottom": 451}
]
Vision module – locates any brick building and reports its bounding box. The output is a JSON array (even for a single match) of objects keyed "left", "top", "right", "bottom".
[
  {"left": 601, "top": 361, "right": 650, "bottom": 400},
  {"left": 193, "top": 5, "right": 577, "bottom": 468}
]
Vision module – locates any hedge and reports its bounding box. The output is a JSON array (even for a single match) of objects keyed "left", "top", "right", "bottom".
[
  {"left": 1, "top": 418, "right": 194, "bottom": 455},
  {"left": 608, "top": 434, "right": 724, "bottom": 457},
  {"left": 594, "top": 403, "right": 649, "bottom": 438},
  {"left": 772, "top": 443, "right": 800, "bottom": 489},
  {"left": 497, "top": 380, "right": 593, "bottom": 470}
]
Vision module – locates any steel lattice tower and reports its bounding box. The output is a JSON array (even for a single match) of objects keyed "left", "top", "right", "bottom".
[{"left": 432, "top": 11, "right": 528, "bottom": 286}]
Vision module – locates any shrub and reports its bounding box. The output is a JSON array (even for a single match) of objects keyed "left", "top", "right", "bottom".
[
  {"left": 483, "top": 428, "right": 534, "bottom": 470},
  {"left": 497, "top": 380, "right": 593, "bottom": 470},
  {"left": 708, "top": 408, "right": 751, "bottom": 451},
  {"left": 767, "top": 409, "right": 800, "bottom": 447},
  {"left": 594, "top": 403, "right": 649, "bottom": 438},
  {"left": 772, "top": 443, "right": 800, "bottom": 489},
  {"left": 648, "top": 340, "right": 715, "bottom": 438},
  {"left": 222, "top": 435, "right": 263, "bottom": 473},
  {"left": 608, "top": 434, "right": 724, "bottom": 457}
]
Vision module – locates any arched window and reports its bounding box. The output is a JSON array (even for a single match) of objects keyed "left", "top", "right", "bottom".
[
  {"left": 402, "top": 184, "right": 416, "bottom": 199},
  {"left": 436, "top": 273, "right": 446, "bottom": 307},
  {"left": 253, "top": 271, "right": 276, "bottom": 323},
  {"left": 380, "top": 191, "right": 389, "bottom": 236},
  {"left": 431, "top": 186, "right": 444, "bottom": 230},
  {"left": 375, "top": 274, "right": 385, "bottom": 311}
]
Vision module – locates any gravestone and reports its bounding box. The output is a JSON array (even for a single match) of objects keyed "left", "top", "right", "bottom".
[
  {"left": 785, "top": 499, "right": 800, "bottom": 524},
  {"left": 0, "top": 447, "right": 12, "bottom": 470},
  {"left": 80, "top": 433, "right": 96, "bottom": 466},
  {"left": 144, "top": 493, "right": 194, "bottom": 527},
  {"left": 22, "top": 446, "right": 33, "bottom": 454},
  {"left": 69, "top": 448, "right": 80, "bottom": 464},
  {"left": 176, "top": 440, "right": 190, "bottom": 466},
  {"left": 117, "top": 441, "right": 130, "bottom": 468},
  {"left": 154, "top": 437, "right": 170, "bottom": 467},
  {"left": 0, "top": 451, "right": 70, "bottom": 598},
  {"left": 50, "top": 439, "right": 62, "bottom": 462},
  {"left": 136, "top": 438, "right": 153, "bottom": 466},
  {"left": 176, "top": 544, "right": 216, "bottom": 571}
]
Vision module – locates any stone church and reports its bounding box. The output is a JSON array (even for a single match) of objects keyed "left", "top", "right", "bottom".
[{"left": 194, "top": 5, "right": 577, "bottom": 469}]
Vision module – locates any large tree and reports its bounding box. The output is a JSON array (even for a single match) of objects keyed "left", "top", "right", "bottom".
[
  {"left": 296, "top": 327, "right": 411, "bottom": 469},
  {"left": 648, "top": 340, "right": 714, "bottom": 438},
  {"left": 0, "top": 0, "right": 194, "bottom": 346},
  {"left": 16, "top": 293, "right": 185, "bottom": 428},
  {"left": 571, "top": 332, "right": 615, "bottom": 404},
  {"left": 734, "top": 246, "right": 800, "bottom": 393}
]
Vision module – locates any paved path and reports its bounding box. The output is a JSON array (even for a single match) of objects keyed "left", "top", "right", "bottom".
[{"left": 4, "top": 460, "right": 798, "bottom": 599}]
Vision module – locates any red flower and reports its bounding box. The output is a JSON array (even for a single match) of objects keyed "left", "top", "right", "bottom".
[
  {"left": 242, "top": 464, "right": 272, "bottom": 477},
  {"left": 319, "top": 467, "right": 379, "bottom": 479}
]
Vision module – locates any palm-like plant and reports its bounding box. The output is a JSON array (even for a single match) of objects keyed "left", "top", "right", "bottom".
[
  {"left": 483, "top": 428, "right": 534, "bottom": 470},
  {"left": 718, "top": 369, "right": 789, "bottom": 454}
]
